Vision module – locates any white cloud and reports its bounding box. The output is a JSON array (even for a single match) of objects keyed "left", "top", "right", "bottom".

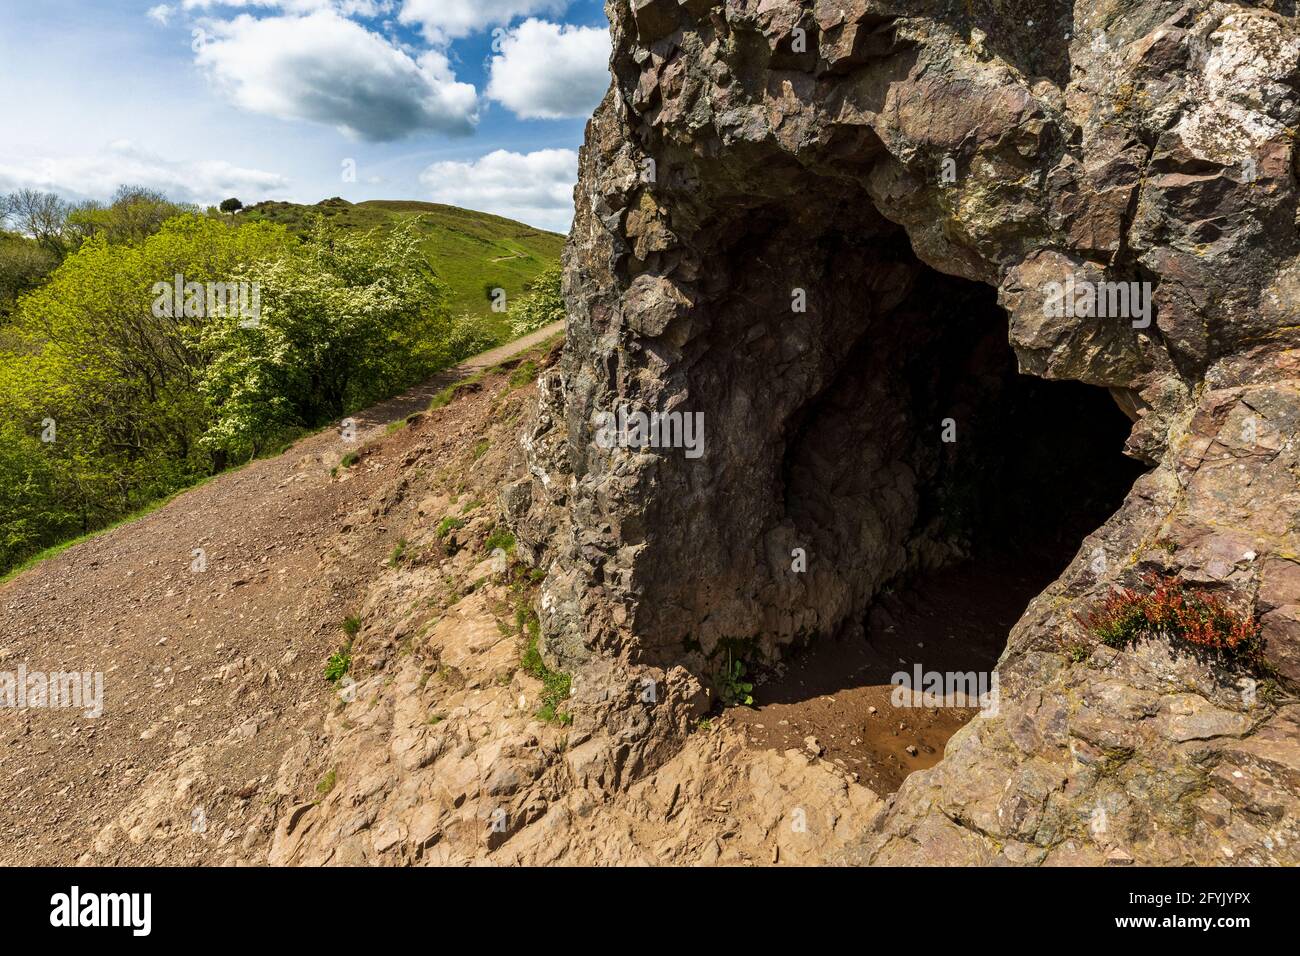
[
  {"left": 147, "top": 4, "right": 176, "bottom": 25},
  {"left": 192, "top": 11, "right": 478, "bottom": 141},
  {"left": 0, "top": 141, "right": 290, "bottom": 207},
  {"left": 180, "top": 0, "right": 394, "bottom": 14},
  {"left": 486, "top": 19, "right": 610, "bottom": 120},
  {"left": 419, "top": 148, "right": 576, "bottom": 232},
  {"left": 398, "top": 0, "right": 568, "bottom": 42}
]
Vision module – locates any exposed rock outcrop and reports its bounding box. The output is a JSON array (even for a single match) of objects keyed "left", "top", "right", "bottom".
[{"left": 513, "top": 1, "right": 1300, "bottom": 864}]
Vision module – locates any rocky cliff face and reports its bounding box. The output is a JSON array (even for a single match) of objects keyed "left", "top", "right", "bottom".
[{"left": 512, "top": 1, "right": 1300, "bottom": 864}]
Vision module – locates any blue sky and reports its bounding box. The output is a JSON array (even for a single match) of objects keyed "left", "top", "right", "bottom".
[{"left": 0, "top": 0, "right": 611, "bottom": 232}]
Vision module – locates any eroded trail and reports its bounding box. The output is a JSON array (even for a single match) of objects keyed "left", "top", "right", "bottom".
[{"left": 0, "top": 324, "right": 561, "bottom": 865}]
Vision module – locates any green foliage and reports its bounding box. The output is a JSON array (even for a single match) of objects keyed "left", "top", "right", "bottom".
[
  {"left": 0, "top": 206, "right": 511, "bottom": 577},
  {"left": 435, "top": 516, "right": 464, "bottom": 539},
  {"left": 507, "top": 359, "right": 539, "bottom": 391},
  {"left": 388, "top": 538, "right": 408, "bottom": 566},
  {"left": 717, "top": 653, "right": 755, "bottom": 707},
  {"left": 242, "top": 198, "right": 564, "bottom": 339},
  {"left": 0, "top": 214, "right": 291, "bottom": 573},
  {"left": 191, "top": 217, "right": 478, "bottom": 458},
  {"left": 484, "top": 526, "right": 516, "bottom": 554},
  {"left": 508, "top": 267, "right": 565, "bottom": 338},
  {"left": 342, "top": 615, "right": 362, "bottom": 638},
  {"left": 316, "top": 768, "right": 337, "bottom": 795},
  {"left": 63, "top": 186, "right": 194, "bottom": 248},
  {"left": 521, "top": 628, "right": 573, "bottom": 726},
  {"left": 0, "top": 231, "right": 58, "bottom": 318},
  {"left": 428, "top": 374, "right": 483, "bottom": 411},
  {"left": 324, "top": 651, "right": 351, "bottom": 683},
  {"left": 0, "top": 189, "right": 559, "bottom": 580}
]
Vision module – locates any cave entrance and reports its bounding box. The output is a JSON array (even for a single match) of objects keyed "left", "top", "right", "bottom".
[{"left": 727, "top": 264, "right": 1145, "bottom": 794}]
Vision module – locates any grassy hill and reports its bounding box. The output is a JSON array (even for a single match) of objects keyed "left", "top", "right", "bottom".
[{"left": 242, "top": 198, "right": 566, "bottom": 341}]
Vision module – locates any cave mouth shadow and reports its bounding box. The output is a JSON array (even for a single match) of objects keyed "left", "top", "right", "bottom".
[
  {"left": 728, "top": 268, "right": 1145, "bottom": 791},
  {"left": 770, "top": 273, "right": 1145, "bottom": 703}
]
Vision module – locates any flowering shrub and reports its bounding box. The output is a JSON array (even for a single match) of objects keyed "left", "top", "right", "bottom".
[
  {"left": 508, "top": 267, "right": 565, "bottom": 338},
  {"left": 1083, "top": 574, "right": 1262, "bottom": 665}
]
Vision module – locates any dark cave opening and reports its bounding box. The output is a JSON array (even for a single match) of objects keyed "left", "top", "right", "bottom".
[
  {"left": 615, "top": 172, "right": 1148, "bottom": 792},
  {"left": 728, "top": 264, "right": 1146, "bottom": 792}
]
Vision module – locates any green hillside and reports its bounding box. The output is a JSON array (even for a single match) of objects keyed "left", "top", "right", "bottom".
[{"left": 242, "top": 198, "right": 566, "bottom": 340}]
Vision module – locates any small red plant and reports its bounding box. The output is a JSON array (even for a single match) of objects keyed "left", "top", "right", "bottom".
[{"left": 1082, "top": 574, "right": 1262, "bottom": 665}]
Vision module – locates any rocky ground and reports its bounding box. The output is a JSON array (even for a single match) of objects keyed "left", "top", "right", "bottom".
[
  {"left": 3, "top": 316, "right": 1294, "bottom": 866},
  {"left": 0, "top": 326, "right": 576, "bottom": 864},
  {"left": 7, "top": 0, "right": 1300, "bottom": 869},
  {"left": 0, "top": 327, "right": 889, "bottom": 866},
  {"left": 507, "top": 0, "right": 1300, "bottom": 866}
]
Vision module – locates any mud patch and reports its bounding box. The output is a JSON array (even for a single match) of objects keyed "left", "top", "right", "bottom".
[{"left": 726, "top": 558, "right": 1050, "bottom": 794}]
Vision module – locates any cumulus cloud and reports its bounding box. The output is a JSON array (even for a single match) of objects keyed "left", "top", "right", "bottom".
[
  {"left": 398, "top": 0, "right": 568, "bottom": 42},
  {"left": 419, "top": 148, "right": 576, "bottom": 232},
  {"left": 193, "top": 10, "right": 478, "bottom": 141},
  {"left": 0, "top": 141, "right": 290, "bottom": 206},
  {"left": 147, "top": 4, "right": 176, "bottom": 25},
  {"left": 180, "top": 1, "right": 394, "bottom": 13},
  {"left": 486, "top": 19, "right": 610, "bottom": 120}
]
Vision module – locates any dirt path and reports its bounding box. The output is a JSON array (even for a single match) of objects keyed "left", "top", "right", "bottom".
[{"left": 0, "top": 324, "right": 562, "bottom": 865}]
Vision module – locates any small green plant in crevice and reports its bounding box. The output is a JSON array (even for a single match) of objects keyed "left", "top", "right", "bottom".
[
  {"left": 340, "top": 451, "right": 359, "bottom": 468},
  {"left": 316, "top": 768, "right": 337, "bottom": 796},
  {"left": 324, "top": 649, "right": 352, "bottom": 684},
  {"left": 435, "top": 516, "right": 464, "bottom": 540},
  {"left": 507, "top": 359, "right": 538, "bottom": 390},
  {"left": 1082, "top": 574, "right": 1263, "bottom": 667},
  {"left": 428, "top": 375, "right": 484, "bottom": 412},
  {"left": 484, "top": 525, "right": 516, "bottom": 555},
  {"left": 1066, "top": 641, "right": 1090, "bottom": 664},
  {"left": 521, "top": 623, "right": 572, "bottom": 726},
  {"left": 716, "top": 651, "right": 754, "bottom": 707},
  {"left": 342, "top": 615, "right": 362, "bottom": 638},
  {"left": 388, "top": 538, "right": 409, "bottom": 567},
  {"left": 472, "top": 437, "right": 490, "bottom": 459},
  {"left": 427, "top": 712, "right": 446, "bottom": 726}
]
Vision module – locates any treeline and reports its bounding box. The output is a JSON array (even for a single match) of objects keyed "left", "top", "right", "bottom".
[
  {"left": 0, "top": 186, "right": 191, "bottom": 317},
  {"left": 0, "top": 187, "right": 497, "bottom": 577}
]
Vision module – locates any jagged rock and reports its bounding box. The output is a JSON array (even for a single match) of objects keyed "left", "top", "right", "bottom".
[{"left": 513, "top": 1, "right": 1300, "bottom": 865}]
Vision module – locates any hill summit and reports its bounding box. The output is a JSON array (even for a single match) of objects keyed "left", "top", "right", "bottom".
[{"left": 242, "top": 198, "right": 565, "bottom": 335}]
